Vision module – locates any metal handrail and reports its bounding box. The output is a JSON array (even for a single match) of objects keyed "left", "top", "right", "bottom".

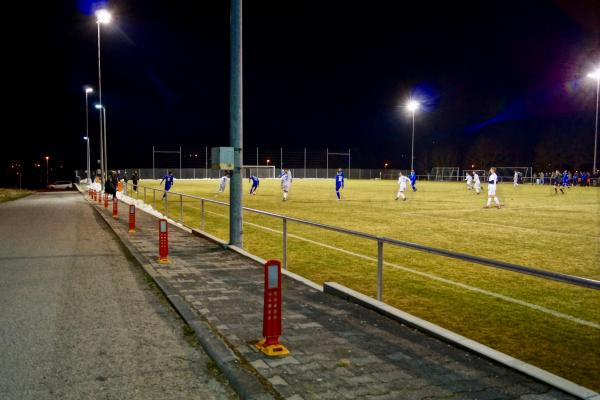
[{"left": 126, "top": 182, "right": 600, "bottom": 294}]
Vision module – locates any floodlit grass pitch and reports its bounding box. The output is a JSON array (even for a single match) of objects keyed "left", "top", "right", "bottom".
[{"left": 134, "top": 179, "right": 600, "bottom": 390}]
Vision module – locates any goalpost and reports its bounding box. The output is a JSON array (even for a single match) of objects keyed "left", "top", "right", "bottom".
[
  {"left": 152, "top": 146, "right": 182, "bottom": 180},
  {"left": 326, "top": 149, "right": 351, "bottom": 179},
  {"left": 431, "top": 167, "right": 460, "bottom": 181},
  {"left": 494, "top": 166, "right": 533, "bottom": 184},
  {"left": 243, "top": 165, "right": 276, "bottom": 178}
]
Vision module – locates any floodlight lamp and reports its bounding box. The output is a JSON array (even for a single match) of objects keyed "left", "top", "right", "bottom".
[
  {"left": 95, "top": 9, "right": 112, "bottom": 24},
  {"left": 407, "top": 100, "right": 420, "bottom": 112}
]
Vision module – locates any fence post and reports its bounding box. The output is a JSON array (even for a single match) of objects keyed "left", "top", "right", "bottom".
[
  {"left": 143, "top": 186, "right": 146, "bottom": 203},
  {"left": 377, "top": 240, "right": 383, "bottom": 301},
  {"left": 180, "top": 194, "right": 183, "bottom": 222},
  {"left": 282, "top": 217, "right": 287, "bottom": 270},
  {"left": 153, "top": 189, "right": 156, "bottom": 209},
  {"left": 201, "top": 199, "right": 205, "bottom": 231},
  {"left": 165, "top": 192, "right": 169, "bottom": 217}
]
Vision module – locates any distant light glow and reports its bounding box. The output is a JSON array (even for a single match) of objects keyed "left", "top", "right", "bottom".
[
  {"left": 85, "top": 87, "right": 94, "bottom": 93},
  {"left": 95, "top": 9, "right": 112, "bottom": 24},
  {"left": 83, "top": 136, "right": 89, "bottom": 140},
  {"left": 45, "top": 156, "right": 49, "bottom": 160},
  {"left": 95, "top": 104, "right": 103, "bottom": 109},
  {"left": 588, "top": 69, "right": 600, "bottom": 80},
  {"left": 406, "top": 100, "right": 420, "bottom": 113}
]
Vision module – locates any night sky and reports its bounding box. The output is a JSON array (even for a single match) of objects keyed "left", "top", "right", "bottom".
[{"left": 3, "top": 0, "right": 599, "bottom": 184}]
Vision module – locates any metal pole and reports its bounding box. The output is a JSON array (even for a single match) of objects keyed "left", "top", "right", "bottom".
[
  {"left": 304, "top": 147, "right": 306, "bottom": 178},
  {"left": 201, "top": 199, "right": 205, "bottom": 231},
  {"left": 282, "top": 217, "right": 287, "bottom": 269},
  {"left": 229, "top": 0, "right": 243, "bottom": 247},
  {"left": 256, "top": 146, "right": 259, "bottom": 167},
  {"left": 179, "top": 146, "right": 182, "bottom": 179},
  {"left": 280, "top": 147, "right": 283, "bottom": 171},
  {"left": 85, "top": 91, "right": 91, "bottom": 184},
  {"left": 153, "top": 189, "right": 156, "bottom": 209},
  {"left": 180, "top": 194, "right": 183, "bottom": 222},
  {"left": 152, "top": 146, "right": 155, "bottom": 180},
  {"left": 348, "top": 148, "right": 351, "bottom": 178},
  {"left": 411, "top": 111, "right": 415, "bottom": 171},
  {"left": 99, "top": 108, "right": 104, "bottom": 187},
  {"left": 594, "top": 78, "right": 599, "bottom": 174},
  {"left": 326, "top": 148, "right": 328, "bottom": 178},
  {"left": 97, "top": 22, "right": 105, "bottom": 187},
  {"left": 102, "top": 108, "right": 108, "bottom": 175},
  {"left": 205, "top": 146, "right": 208, "bottom": 179},
  {"left": 377, "top": 240, "right": 383, "bottom": 301}
]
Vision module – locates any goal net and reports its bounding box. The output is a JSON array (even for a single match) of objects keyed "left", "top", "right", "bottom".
[
  {"left": 494, "top": 166, "right": 533, "bottom": 184},
  {"left": 462, "top": 169, "right": 486, "bottom": 182},
  {"left": 243, "top": 165, "right": 276, "bottom": 179},
  {"left": 430, "top": 167, "right": 460, "bottom": 181}
]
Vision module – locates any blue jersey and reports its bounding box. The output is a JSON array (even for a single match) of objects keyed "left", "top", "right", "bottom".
[
  {"left": 409, "top": 171, "right": 417, "bottom": 184},
  {"left": 562, "top": 174, "right": 569, "bottom": 184},
  {"left": 335, "top": 171, "right": 345, "bottom": 189},
  {"left": 161, "top": 175, "right": 174, "bottom": 190},
  {"left": 249, "top": 175, "right": 259, "bottom": 186}
]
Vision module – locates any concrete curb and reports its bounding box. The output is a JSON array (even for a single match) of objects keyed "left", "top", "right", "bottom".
[
  {"left": 323, "top": 282, "right": 600, "bottom": 400},
  {"left": 81, "top": 195, "right": 278, "bottom": 400}
]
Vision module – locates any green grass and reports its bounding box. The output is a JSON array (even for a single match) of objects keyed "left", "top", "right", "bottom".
[
  {"left": 0, "top": 188, "right": 32, "bottom": 203},
  {"left": 131, "top": 179, "right": 600, "bottom": 390}
]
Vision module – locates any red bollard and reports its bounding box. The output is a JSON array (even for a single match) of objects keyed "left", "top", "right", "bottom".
[
  {"left": 255, "top": 259, "right": 290, "bottom": 357},
  {"left": 112, "top": 197, "right": 118, "bottom": 219},
  {"left": 104, "top": 193, "right": 109, "bottom": 208},
  {"left": 128, "top": 205, "right": 135, "bottom": 233},
  {"left": 92, "top": 190, "right": 96, "bottom": 200},
  {"left": 98, "top": 191, "right": 102, "bottom": 204},
  {"left": 158, "top": 219, "right": 169, "bottom": 264}
]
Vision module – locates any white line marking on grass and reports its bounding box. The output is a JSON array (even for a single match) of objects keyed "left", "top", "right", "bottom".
[{"left": 202, "top": 209, "right": 600, "bottom": 330}]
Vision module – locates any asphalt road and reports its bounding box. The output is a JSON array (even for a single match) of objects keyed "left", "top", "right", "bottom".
[{"left": 0, "top": 192, "right": 237, "bottom": 400}]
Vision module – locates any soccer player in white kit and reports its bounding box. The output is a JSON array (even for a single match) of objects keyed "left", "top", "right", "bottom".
[
  {"left": 484, "top": 167, "right": 501, "bottom": 208},
  {"left": 218, "top": 173, "right": 229, "bottom": 192},
  {"left": 281, "top": 169, "right": 292, "bottom": 201},
  {"left": 473, "top": 171, "right": 481, "bottom": 194},
  {"left": 513, "top": 171, "right": 519, "bottom": 187},
  {"left": 395, "top": 171, "right": 410, "bottom": 201},
  {"left": 465, "top": 172, "right": 473, "bottom": 190}
]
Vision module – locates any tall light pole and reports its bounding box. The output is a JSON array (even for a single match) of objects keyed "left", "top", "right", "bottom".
[
  {"left": 95, "top": 104, "right": 105, "bottom": 187},
  {"left": 406, "top": 100, "right": 420, "bottom": 171},
  {"left": 45, "top": 156, "right": 49, "bottom": 185},
  {"left": 229, "top": 0, "right": 243, "bottom": 247},
  {"left": 95, "top": 8, "right": 111, "bottom": 186},
  {"left": 84, "top": 87, "right": 93, "bottom": 183},
  {"left": 588, "top": 69, "right": 600, "bottom": 174}
]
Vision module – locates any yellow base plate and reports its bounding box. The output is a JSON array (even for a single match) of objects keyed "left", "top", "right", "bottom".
[{"left": 255, "top": 339, "right": 290, "bottom": 357}]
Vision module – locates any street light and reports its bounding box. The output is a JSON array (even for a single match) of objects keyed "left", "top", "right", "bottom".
[
  {"left": 95, "top": 8, "right": 111, "bottom": 186},
  {"left": 406, "top": 100, "right": 420, "bottom": 171},
  {"left": 588, "top": 68, "right": 600, "bottom": 173},
  {"left": 45, "top": 156, "right": 49, "bottom": 185},
  {"left": 84, "top": 86, "right": 93, "bottom": 183},
  {"left": 95, "top": 104, "right": 106, "bottom": 184}
]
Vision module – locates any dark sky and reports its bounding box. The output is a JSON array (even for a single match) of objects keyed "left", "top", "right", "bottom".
[{"left": 3, "top": 0, "right": 599, "bottom": 175}]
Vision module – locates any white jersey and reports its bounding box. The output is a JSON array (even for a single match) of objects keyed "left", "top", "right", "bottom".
[
  {"left": 513, "top": 172, "right": 518, "bottom": 183},
  {"left": 219, "top": 176, "right": 228, "bottom": 191},
  {"left": 473, "top": 173, "right": 481, "bottom": 187},
  {"left": 398, "top": 176, "right": 410, "bottom": 190},
  {"left": 466, "top": 174, "right": 473, "bottom": 183},
  {"left": 281, "top": 171, "right": 292, "bottom": 190},
  {"left": 488, "top": 172, "right": 498, "bottom": 195}
]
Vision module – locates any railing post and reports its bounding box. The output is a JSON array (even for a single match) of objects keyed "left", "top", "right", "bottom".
[
  {"left": 165, "top": 192, "right": 169, "bottom": 216},
  {"left": 153, "top": 189, "right": 156, "bottom": 209},
  {"left": 180, "top": 194, "right": 184, "bottom": 222},
  {"left": 282, "top": 217, "right": 288, "bottom": 270},
  {"left": 143, "top": 186, "right": 146, "bottom": 203},
  {"left": 201, "top": 199, "right": 205, "bottom": 231},
  {"left": 377, "top": 240, "right": 383, "bottom": 301}
]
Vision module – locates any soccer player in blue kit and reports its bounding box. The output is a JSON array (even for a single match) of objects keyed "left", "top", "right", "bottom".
[
  {"left": 160, "top": 171, "right": 174, "bottom": 199},
  {"left": 249, "top": 175, "right": 259, "bottom": 195},
  {"left": 335, "top": 168, "right": 345, "bottom": 200},
  {"left": 409, "top": 169, "right": 417, "bottom": 191}
]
